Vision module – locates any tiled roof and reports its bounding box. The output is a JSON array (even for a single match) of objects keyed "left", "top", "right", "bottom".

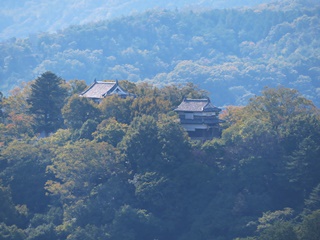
[
  {"left": 174, "top": 98, "right": 221, "bottom": 112},
  {"left": 80, "top": 81, "right": 116, "bottom": 99}
]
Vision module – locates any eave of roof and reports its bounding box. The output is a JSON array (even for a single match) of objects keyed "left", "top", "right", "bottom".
[
  {"left": 80, "top": 81, "right": 116, "bottom": 99},
  {"left": 175, "top": 98, "right": 221, "bottom": 112}
]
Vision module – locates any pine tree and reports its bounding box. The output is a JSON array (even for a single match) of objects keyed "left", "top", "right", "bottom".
[{"left": 28, "top": 71, "right": 67, "bottom": 135}]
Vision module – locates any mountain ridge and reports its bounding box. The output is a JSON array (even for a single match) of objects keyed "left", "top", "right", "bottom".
[
  {"left": 0, "top": 0, "right": 274, "bottom": 41},
  {"left": 0, "top": 0, "right": 319, "bottom": 107}
]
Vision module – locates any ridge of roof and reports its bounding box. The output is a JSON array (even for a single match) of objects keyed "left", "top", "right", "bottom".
[
  {"left": 95, "top": 81, "right": 116, "bottom": 84},
  {"left": 183, "top": 98, "right": 210, "bottom": 102},
  {"left": 80, "top": 80, "right": 117, "bottom": 99},
  {"left": 174, "top": 97, "right": 221, "bottom": 112}
]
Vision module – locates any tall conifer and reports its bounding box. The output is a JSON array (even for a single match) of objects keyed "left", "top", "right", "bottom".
[{"left": 28, "top": 71, "right": 67, "bottom": 135}]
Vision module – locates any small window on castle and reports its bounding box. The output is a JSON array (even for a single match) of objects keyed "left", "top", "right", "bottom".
[{"left": 185, "top": 113, "right": 194, "bottom": 119}]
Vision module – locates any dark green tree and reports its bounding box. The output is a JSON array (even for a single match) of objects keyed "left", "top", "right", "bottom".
[
  {"left": 93, "top": 118, "right": 128, "bottom": 147},
  {"left": 0, "top": 180, "right": 21, "bottom": 226},
  {"left": 0, "top": 140, "right": 50, "bottom": 213},
  {"left": 28, "top": 71, "right": 68, "bottom": 135},
  {"left": 0, "top": 223, "right": 26, "bottom": 240},
  {"left": 157, "top": 114, "right": 191, "bottom": 168},
  {"left": 110, "top": 205, "right": 162, "bottom": 240},
  {"left": 99, "top": 95, "right": 134, "bottom": 124},
  {"left": 305, "top": 183, "right": 320, "bottom": 212},
  {"left": 298, "top": 210, "right": 320, "bottom": 240},
  {"left": 78, "top": 119, "right": 99, "bottom": 140},
  {"left": 130, "top": 96, "right": 172, "bottom": 120},
  {"left": 258, "top": 221, "right": 297, "bottom": 240},
  {"left": 66, "top": 79, "right": 87, "bottom": 96},
  {"left": 119, "top": 115, "right": 161, "bottom": 173},
  {"left": 62, "top": 94, "right": 101, "bottom": 130}
]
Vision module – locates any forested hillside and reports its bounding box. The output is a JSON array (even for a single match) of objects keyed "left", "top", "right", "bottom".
[
  {"left": 1, "top": 0, "right": 319, "bottom": 106},
  {"left": 0, "top": 72, "right": 320, "bottom": 239},
  {"left": 0, "top": 0, "right": 273, "bottom": 41}
]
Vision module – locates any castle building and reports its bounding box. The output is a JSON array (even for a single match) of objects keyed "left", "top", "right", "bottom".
[
  {"left": 80, "top": 80, "right": 132, "bottom": 102},
  {"left": 174, "top": 98, "right": 223, "bottom": 140}
]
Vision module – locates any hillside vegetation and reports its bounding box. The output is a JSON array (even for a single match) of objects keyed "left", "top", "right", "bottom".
[
  {"left": 1, "top": 0, "right": 319, "bottom": 106},
  {"left": 0, "top": 72, "right": 320, "bottom": 239},
  {"left": 0, "top": 0, "right": 273, "bottom": 40}
]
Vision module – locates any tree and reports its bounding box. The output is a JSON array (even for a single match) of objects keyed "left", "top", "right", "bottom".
[
  {"left": 66, "top": 79, "right": 87, "bottom": 96},
  {"left": 46, "top": 140, "right": 120, "bottom": 203},
  {"left": 78, "top": 119, "right": 99, "bottom": 140},
  {"left": 246, "top": 86, "right": 316, "bottom": 133},
  {"left": 298, "top": 210, "right": 320, "bottom": 240},
  {"left": 99, "top": 95, "right": 134, "bottom": 124},
  {"left": 62, "top": 95, "right": 101, "bottom": 130},
  {"left": 1, "top": 84, "right": 35, "bottom": 139},
  {"left": 130, "top": 96, "right": 172, "bottom": 120},
  {"left": 157, "top": 114, "right": 191, "bottom": 168},
  {"left": 93, "top": 118, "right": 128, "bottom": 147},
  {"left": 28, "top": 71, "right": 68, "bottom": 135},
  {"left": 305, "top": 183, "right": 320, "bottom": 212},
  {"left": 45, "top": 140, "right": 129, "bottom": 236},
  {"left": 0, "top": 140, "right": 50, "bottom": 213},
  {"left": 219, "top": 87, "right": 320, "bottom": 215},
  {"left": 0, "top": 223, "right": 26, "bottom": 240},
  {"left": 258, "top": 221, "right": 297, "bottom": 240},
  {"left": 119, "top": 115, "right": 161, "bottom": 173},
  {"left": 0, "top": 180, "right": 21, "bottom": 226},
  {"left": 110, "top": 205, "right": 162, "bottom": 240},
  {"left": 284, "top": 114, "right": 320, "bottom": 196}
]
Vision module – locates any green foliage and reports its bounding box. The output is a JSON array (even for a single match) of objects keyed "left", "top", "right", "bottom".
[
  {"left": 0, "top": 140, "right": 50, "bottom": 213},
  {"left": 46, "top": 140, "right": 119, "bottom": 202},
  {"left": 0, "top": 223, "right": 26, "bottom": 240},
  {"left": 25, "top": 223, "right": 57, "bottom": 240},
  {"left": 258, "top": 221, "right": 298, "bottom": 240},
  {"left": 246, "top": 87, "right": 316, "bottom": 132},
  {"left": 119, "top": 115, "right": 161, "bottom": 173},
  {"left": 157, "top": 114, "right": 191, "bottom": 169},
  {"left": 0, "top": 181, "right": 21, "bottom": 226},
  {"left": 1, "top": 1, "right": 320, "bottom": 107},
  {"left": 62, "top": 94, "right": 101, "bottom": 129},
  {"left": 131, "top": 96, "right": 172, "bottom": 119},
  {"left": 0, "top": 0, "right": 275, "bottom": 41},
  {"left": 77, "top": 119, "right": 99, "bottom": 140},
  {"left": 221, "top": 87, "right": 320, "bottom": 206},
  {"left": 0, "top": 84, "right": 35, "bottom": 139},
  {"left": 297, "top": 210, "right": 320, "bottom": 240},
  {"left": 28, "top": 71, "right": 68, "bottom": 134},
  {"left": 65, "top": 224, "right": 110, "bottom": 240},
  {"left": 257, "top": 208, "right": 295, "bottom": 232},
  {"left": 93, "top": 118, "right": 128, "bottom": 147},
  {"left": 131, "top": 172, "right": 169, "bottom": 207},
  {"left": 305, "top": 183, "right": 320, "bottom": 212},
  {"left": 67, "top": 79, "right": 88, "bottom": 96},
  {"left": 0, "top": 80, "right": 320, "bottom": 240},
  {"left": 99, "top": 95, "right": 134, "bottom": 124},
  {"left": 110, "top": 205, "right": 162, "bottom": 240}
]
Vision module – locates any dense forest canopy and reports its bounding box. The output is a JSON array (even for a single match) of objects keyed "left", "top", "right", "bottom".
[
  {"left": 1, "top": 0, "right": 320, "bottom": 239},
  {"left": 0, "top": 71, "right": 320, "bottom": 239},
  {"left": 1, "top": 0, "right": 319, "bottom": 107},
  {"left": 0, "top": 0, "right": 274, "bottom": 41}
]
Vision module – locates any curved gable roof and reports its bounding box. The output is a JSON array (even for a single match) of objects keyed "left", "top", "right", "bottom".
[
  {"left": 80, "top": 80, "right": 128, "bottom": 99},
  {"left": 175, "top": 98, "right": 221, "bottom": 112}
]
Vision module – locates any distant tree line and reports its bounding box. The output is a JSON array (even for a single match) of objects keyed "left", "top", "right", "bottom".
[
  {"left": 0, "top": 0, "right": 319, "bottom": 106},
  {"left": 0, "top": 71, "right": 319, "bottom": 239}
]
